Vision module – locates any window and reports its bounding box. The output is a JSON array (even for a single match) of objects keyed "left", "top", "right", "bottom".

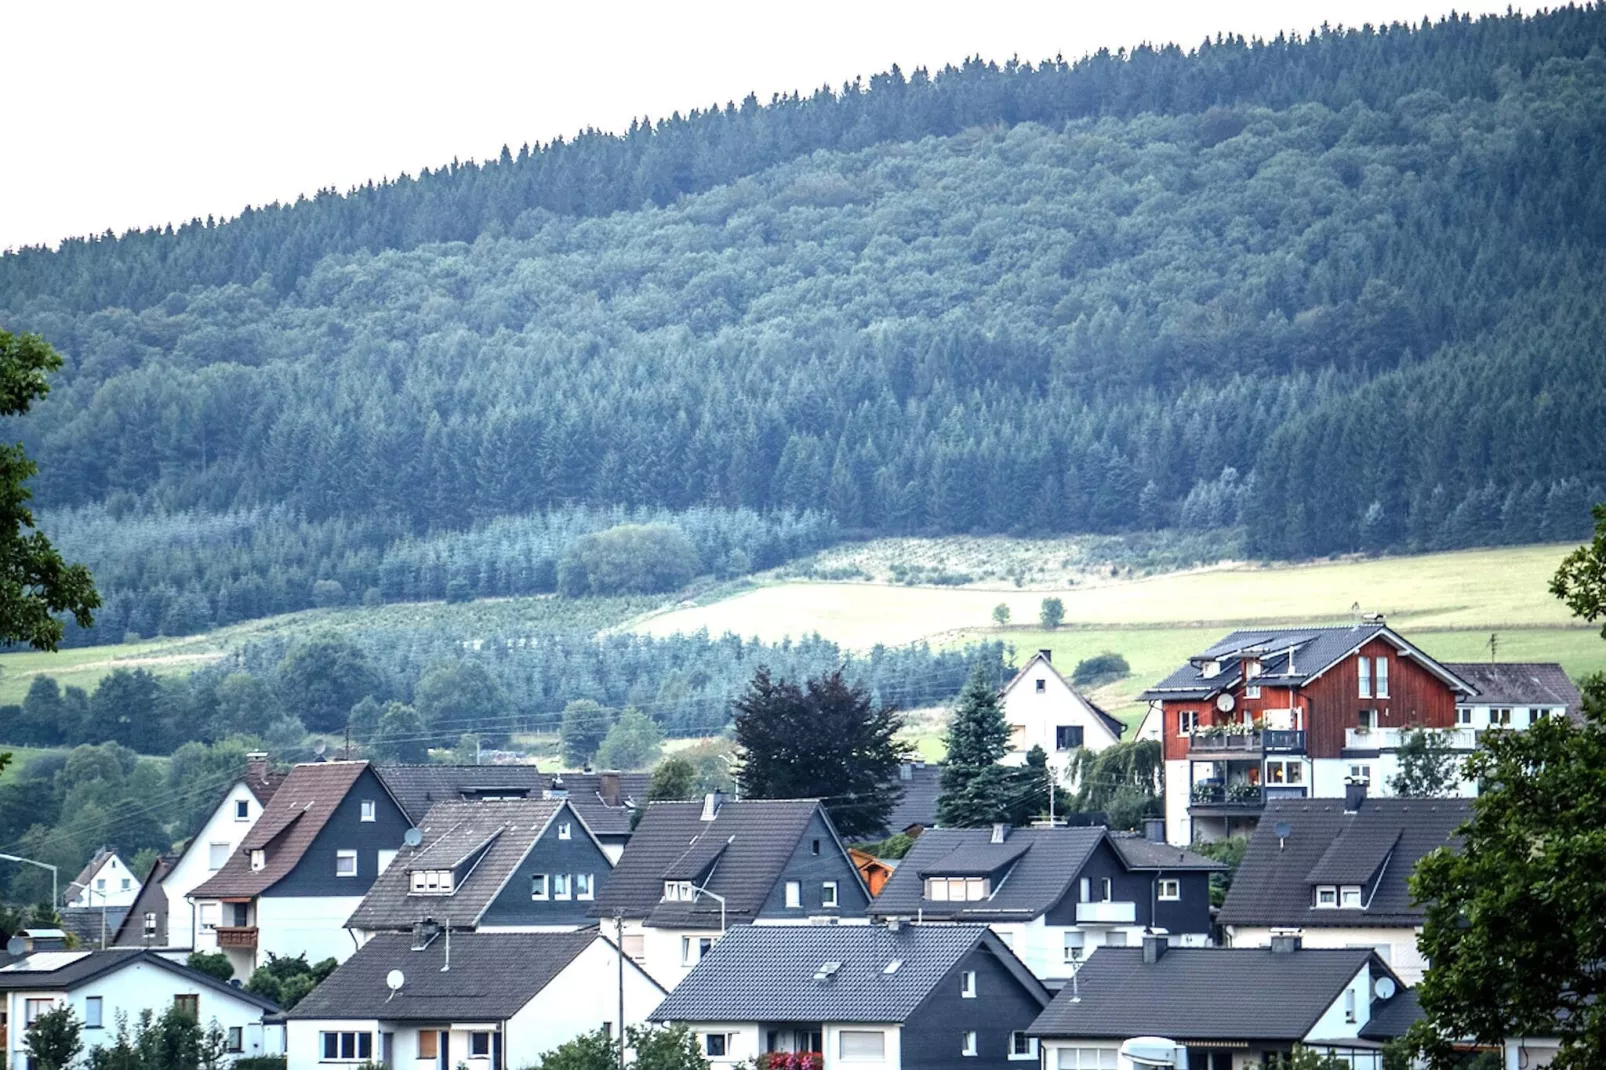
[
  {"left": 1357, "top": 708, "right": 1375, "bottom": 731},
  {"left": 1079, "top": 877, "right": 1091, "bottom": 902},
  {"left": 1349, "top": 764, "right": 1372, "bottom": 784},
  {"left": 1010, "top": 1032, "right": 1038, "bottom": 1059},
  {"left": 960, "top": 970, "right": 977, "bottom": 997},
  {"left": 1491, "top": 707, "right": 1513, "bottom": 727},
  {"left": 1056, "top": 725, "right": 1084, "bottom": 750},
  {"left": 1100, "top": 878, "right": 1113, "bottom": 901},
  {"left": 1265, "top": 759, "right": 1304, "bottom": 785},
  {"left": 418, "top": 1032, "right": 439, "bottom": 1059},
  {"left": 1358, "top": 656, "right": 1371, "bottom": 698},
  {"left": 1178, "top": 710, "right": 1200, "bottom": 736},
  {"left": 199, "top": 902, "right": 219, "bottom": 930},
  {"left": 962, "top": 1031, "right": 978, "bottom": 1056},
  {"left": 704, "top": 1034, "right": 728, "bottom": 1058},
  {"left": 232, "top": 903, "right": 250, "bottom": 927},
  {"left": 1457, "top": 706, "right": 1473, "bottom": 726},
  {"left": 320, "top": 1032, "right": 373, "bottom": 1061},
  {"left": 469, "top": 1032, "right": 491, "bottom": 1058},
  {"left": 576, "top": 873, "right": 595, "bottom": 900},
  {"left": 121, "top": 878, "right": 131, "bottom": 891},
  {"left": 96, "top": 878, "right": 106, "bottom": 891},
  {"left": 173, "top": 994, "right": 199, "bottom": 1019},
  {"left": 924, "top": 876, "right": 987, "bottom": 902},
  {"left": 1376, "top": 657, "right": 1389, "bottom": 698},
  {"left": 558, "top": 822, "right": 572, "bottom": 840},
  {"left": 1063, "top": 931, "right": 1085, "bottom": 962},
  {"left": 1057, "top": 1049, "right": 1119, "bottom": 1070},
  {"left": 1104, "top": 931, "right": 1128, "bottom": 947},
  {"left": 1316, "top": 885, "right": 1339, "bottom": 908},
  {"left": 681, "top": 936, "right": 713, "bottom": 966},
  {"left": 1341, "top": 885, "right": 1363, "bottom": 909},
  {"left": 785, "top": 881, "right": 802, "bottom": 908},
  {"left": 553, "top": 873, "right": 573, "bottom": 900},
  {"left": 84, "top": 997, "right": 103, "bottom": 1029},
  {"left": 24, "top": 999, "right": 54, "bottom": 1025},
  {"left": 143, "top": 911, "right": 157, "bottom": 936},
  {"left": 335, "top": 850, "right": 358, "bottom": 877},
  {"left": 208, "top": 843, "right": 229, "bottom": 871},
  {"left": 226, "top": 1027, "right": 243, "bottom": 1053},
  {"left": 1035, "top": 678, "right": 1047, "bottom": 693},
  {"left": 822, "top": 881, "right": 839, "bottom": 908},
  {"left": 839, "top": 1031, "right": 885, "bottom": 1060},
  {"left": 1345, "top": 988, "right": 1358, "bottom": 1023},
  {"left": 531, "top": 874, "right": 549, "bottom": 900},
  {"left": 1158, "top": 879, "right": 1181, "bottom": 901},
  {"left": 662, "top": 880, "right": 695, "bottom": 901},
  {"left": 1245, "top": 684, "right": 1261, "bottom": 699},
  {"left": 360, "top": 799, "right": 376, "bottom": 822},
  {"left": 412, "top": 869, "right": 453, "bottom": 894},
  {"left": 250, "top": 849, "right": 266, "bottom": 872},
  {"left": 234, "top": 799, "right": 250, "bottom": 820}
]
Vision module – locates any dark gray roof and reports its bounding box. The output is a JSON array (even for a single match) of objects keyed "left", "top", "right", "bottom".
[
  {"left": 879, "top": 763, "right": 941, "bottom": 836},
  {"left": 870, "top": 827, "right": 1103, "bottom": 921},
  {"left": 0, "top": 949, "right": 279, "bottom": 1010},
  {"left": 376, "top": 766, "right": 648, "bottom": 837},
  {"left": 57, "top": 907, "right": 128, "bottom": 949},
  {"left": 345, "top": 799, "right": 569, "bottom": 931},
  {"left": 1442, "top": 662, "right": 1582, "bottom": 714},
  {"left": 590, "top": 799, "right": 836, "bottom": 927},
  {"left": 1107, "top": 834, "right": 1230, "bottom": 872},
  {"left": 1140, "top": 625, "right": 1471, "bottom": 700},
  {"left": 1029, "top": 947, "right": 1381, "bottom": 1040},
  {"left": 1360, "top": 988, "right": 1422, "bottom": 1040},
  {"left": 1219, "top": 798, "right": 1471, "bottom": 929},
  {"left": 649, "top": 924, "right": 1047, "bottom": 1024},
  {"left": 288, "top": 932, "right": 615, "bottom": 1021}
]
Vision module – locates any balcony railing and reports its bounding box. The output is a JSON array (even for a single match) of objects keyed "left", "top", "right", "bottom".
[
  {"left": 1345, "top": 727, "right": 1478, "bottom": 750},
  {"left": 1189, "top": 783, "right": 1266, "bottom": 810},
  {"left": 1075, "top": 900, "right": 1137, "bottom": 924},
  {"left": 1188, "top": 729, "right": 1305, "bottom": 755},
  {"left": 214, "top": 926, "right": 258, "bottom": 949}
]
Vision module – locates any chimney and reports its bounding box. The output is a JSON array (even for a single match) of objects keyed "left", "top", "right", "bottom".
[
  {"left": 1143, "top": 818, "right": 1166, "bottom": 844},
  {"left": 1270, "top": 933, "right": 1303, "bottom": 954},
  {"left": 245, "top": 752, "right": 269, "bottom": 785},
  {"left": 701, "top": 791, "right": 726, "bottom": 822},
  {"left": 990, "top": 823, "right": 1011, "bottom": 844},
  {"left": 899, "top": 763, "right": 914, "bottom": 782},
  {"left": 1142, "top": 933, "right": 1168, "bottom": 964},
  {"left": 1344, "top": 777, "right": 1368, "bottom": 814},
  {"left": 599, "top": 771, "right": 621, "bottom": 807},
  {"left": 1039, "top": 649, "right": 1053, "bottom": 663}
]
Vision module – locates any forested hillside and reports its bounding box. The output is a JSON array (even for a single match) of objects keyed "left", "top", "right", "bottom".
[{"left": 3, "top": 8, "right": 1606, "bottom": 644}]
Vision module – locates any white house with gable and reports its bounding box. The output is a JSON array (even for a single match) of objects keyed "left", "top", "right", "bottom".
[
  {"left": 998, "top": 650, "right": 1126, "bottom": 784},
  {"left": 64, "top": 851, "right": 140, "bottom": 911}
]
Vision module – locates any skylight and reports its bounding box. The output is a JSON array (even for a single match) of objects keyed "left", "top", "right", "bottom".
[
  {"left": 814, "top": 961, "right": 842, "bottom": 980},
  {"left": 883, "top": 960, "right": 902, "bottom": 974}
]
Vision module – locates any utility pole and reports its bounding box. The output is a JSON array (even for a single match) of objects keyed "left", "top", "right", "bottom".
[
  {"left": 615, "top": 911, "right": 626, "bottom": 1069},
  {"left": 1489, "top": 632, "right": 1499, "bottom": 662}
]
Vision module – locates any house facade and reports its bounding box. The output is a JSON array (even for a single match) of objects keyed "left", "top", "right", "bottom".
[
  {"left": 590, "top": 795, "right": 869, "bottom": 989},
  {"left": 999, "top": 651, "right": 1125, "bottom": 784},
  {"left": 0, "top": 949, "right": 279, "bottom": 1069},
  {"left": 649, "top": 923, "right": 1050, "bottom": 1070},
  {"left": 64, "top": 850, "right": 141, "bottom": 911},
  {"left": 283, "top": 931, "right": 663, "bottom": 1070},
  {"left": 190, "top": 761, "right": 412, "bottom": 978},
  {"left": 868, "top": 825, "right": 1220, "bottom": 981},
  {"left": 1443, "top": 661, "right": 1582, "bottom": 731},
  {"left": 1140, "top": 624, "right": 1475, "bottom": 845}
]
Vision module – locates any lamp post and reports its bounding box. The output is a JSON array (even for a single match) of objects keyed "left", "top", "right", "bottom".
[
  {"left": 693, "top": 884, "right": 726, "bottom": 934},
  {"left": 85, "top": 886, "right": 109, "bottom": 949},
  {"left": 0, "top": 853, "right": 58, "bottom": 914}
]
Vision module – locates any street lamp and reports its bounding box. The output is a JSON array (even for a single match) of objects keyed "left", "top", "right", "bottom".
[
  {"left": 693, "top": 883, "right": 726, "bottom": 934},
  {"left": 0, "top": 853, "right": 58, "bottom": 913}
]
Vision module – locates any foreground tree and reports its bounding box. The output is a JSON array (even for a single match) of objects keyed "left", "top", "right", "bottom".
[
  {"left": 0, "top": 329, "right": 100, "bottom": 652},
  {"left": 24, "top": 1004, "right": 82, "bottom": 1070},
  {"left": 1389, "top": 728, "right": 1463, "bottom": 798},
  {"left": 734, "top": 668, "right": 909, "bottom": 839},
  {"left": 937, "top": 667, "right": 1035, "bottom": 826},
  {"left": 1067, "top": 739, "right": 1164, "bottom": 830}
]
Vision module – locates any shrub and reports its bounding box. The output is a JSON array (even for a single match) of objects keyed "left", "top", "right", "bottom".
[
  {"left": 1071, "top": 652, "right": 1130, "bottom": 688},
  {"left": 556, "top": 524, "right": 699, "bottom": 597}
]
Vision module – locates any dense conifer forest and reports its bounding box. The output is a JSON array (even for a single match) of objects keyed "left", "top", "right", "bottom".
[{"left": 3, "top": 7, "right": 1605, "bottom": 644}]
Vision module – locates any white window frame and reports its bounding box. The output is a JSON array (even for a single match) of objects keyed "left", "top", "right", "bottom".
[
  {"left": 1265, "top": 759, "right": 1304, "bottom": 785},
  {"left": 1376, "top": 657, "right": 1389, "bottom": 698},
  {"left": 335, "top": 849, "right": 358, "bottom": 877},
  {"left": 1316, "top": 885, "right": 1338, "bottom": 908},
  {"left": 553, "top": 873, "right": 573, "bottom": 900},
  {"left": 1009, "top": 1032, "right": 1038, "bottom": 1060},
  {"left": 360, "top": 799, "right": 376, "bottom": 822},
  {"left": 1456, "top": 706, "right": 1473, "bottom": 726},
  {"left": 822, "top": 881, "right": 839, "bottom": 908},
  {"left": 960, "top": 969, "right": 977, "bottom": 998},
  {"left": 320, "top": 1031, "right": 374, "bottom": 1062},
  {"left": 531, "top": 874, "right": 549, "bottom": 900},
  {"left": 1057, "top": 1048, "right": 1119, "bottom": 1070},
  {"left": 1341, "top": 885, "right": 1363, "bottom": 909},
  {"left": 962, "top": 1031, "right": 978, "bottom": 1057},
  {"left": 1063, "top": 931, "right": 1085, "bottom": 962},
  {"left": 1245, "top": 684, "right": 1261, "bottom": 699},
  {"left": 1492, "top": 707, "right": 1513, "bottom": 727},
  {"left": 207, "top": 842, "right": 230, "bottom": 872},
  {"left": 1158, "top": 879, "right": 1181, "bottom": 901},
  {"left": 198, "top": 902, "right": 220, "bottom": 930},
  {"left": 250, "top": 849, "right": 266, "bottom": 872},
  {"left": 576, "top": 872, "right": 595, "bottom": 900},
  {"left": 1358, "top": 656, "right": 1371, "bottom": 698},
  {"left": 558, "top": 822, "right": 572, "bottom": 840},
  {"left": 84, "top": 996, "right": 103, "bottom": 1029},
  {"left": 234, "top": 799, "right": 250, "bottom": 821},
  {"left": 785, "top": 881, "right": 802, "bottom": 908},
  {"left": 838, "top": 1030, "right": 885, "bottom": 1061},
  {"left": 1178, "top": 710, "right": 1200, "bottom": 736},
  {"left": 469, "top": 1032, "right": 492, "bottom": 1058},
  {"left": 24, "top": 998, "right": 55, "bottom": 1025},
  {"left": 1348, "top": 764, "right": 1372, "bottom": 784}
]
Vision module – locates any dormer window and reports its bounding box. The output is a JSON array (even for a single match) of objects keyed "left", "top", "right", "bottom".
[
  {"left": 662, "top": 880, "right": 696, "bottom": 902},
  {"left": 1202, "top": 660, "right": 1221, "bottom": 678},
  {"left": 1244, "top": 658, "right": 1261, "bottom": 679},
  {"left": 925, "top": 877, "right": 987, "bottom": 902},
  {"left": 1340, "top": 885, "right": 1363, "bottom": 909},
  {"left": 409, "top": 869, "right": 454, "bottom": 895},
  {"left": 250, "top": 850, "right": 266, "bottom": 872},
  {"left": 1315, "top": 885, "right": 1338, "bottom": 908}
]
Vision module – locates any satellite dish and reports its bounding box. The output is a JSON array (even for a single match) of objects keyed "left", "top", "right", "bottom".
[
  {"left": 386, "top": 969, "right": 406, "bottom": 992},
  {"left": 6, "top": 936, "right": 26, "bottom": 956},
  {"left": 1215, "top": 693, "right": 1236, "bottom": 713},
  {"left": 1273, "top": 822, "right": 1292, "bottom": 839},
  {"left": 1375, "top": 976, "right": 1397, "bottom": 1000},
  {"left": 403, "top": 828, "right": 424, "bottom": 848},
  {"left": 313, "top": 739, "right": 327, "bottom": 757}
]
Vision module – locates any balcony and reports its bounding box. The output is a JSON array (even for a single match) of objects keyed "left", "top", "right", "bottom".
[
  {"left": 1188, "top": 782, "right": 1266, "bottom": 814},
  {"left": 1188, "top": 729, "right": 1305, "bottom": 756},
  {"left": 1344, "top": 727, "right": 1478, "bottom": 751},
  {"left": 1075, "top": 900, "right": 1137, "bottom": 925},
  {"left": 214, "top": 926, "right": 258, "bottom": 949}
]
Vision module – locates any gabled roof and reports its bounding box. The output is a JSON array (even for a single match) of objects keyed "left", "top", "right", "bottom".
[
  {"left": 375, "top": 766, "right": 648, "bottom": 837},
  {"left": 0, "top": 948, "right": 279, "bottom": 1010},
  {"left": 870, "top": 827, "right": 1101, "bottom": 920},
  {"left": 1029, "top": 947, "right": 1385, "bottom": 1041},
  {"left": 287, "top": 932, "right": 641, "bottom": 1022},
  {"left": 590, "top": 799, "right": 837, "bottom": 927},
  {"left": 111, "top": 856, "right": 175, "bottom": 947},
  {"left": 57, "top": 908, "right": 128, "bottom": 949},
  {"left": 345, "top": 798, "right": 570, "bottom": 931},
  {"left": 64, "top": 848, "right": 120, "bottom": 904},
  {"left": 878, "top": 762, "right": 941, "bottom": 836},
  {"left": 1219, "top": 798, "right": 1471, "bottom": 929},
  {"left": 1140, "top": 625, "right": 1473, "bottom": 701},
  {"left": 1107, "top": 833, "right": 1231, "bottom": 872},
  {"left": 1360, "top": 988, "right": 1423, "bottom": 1040},
  {"left": 650, "top": 924, "right": 1047, "bottom": 1025},
  {"left": 1002, "top": 652, "right": 1126, "bottom": 739},
  {"left": 1442, "top": 662, "right": 1583, "bottom": 715},
  {"left": 191, "top": 762, "right": 371, "bottom": 899}
]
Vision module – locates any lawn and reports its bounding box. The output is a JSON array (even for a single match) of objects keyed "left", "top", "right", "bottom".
[{"left": 0, "top": 640, "right": 221, "bottom": 705}]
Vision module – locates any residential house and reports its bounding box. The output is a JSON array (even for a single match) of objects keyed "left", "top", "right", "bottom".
[
  {"left": 589, "top": 795, "right": 869, "bottom": 988},
  {"left": 868, "top": 825, "right": 1221, "bottom": 981},
  {"left": 848, "top": 850, "right": 894, "bottom": 897},
  {"left": 64, "top": 849, "right": 140, "bottom": 910},
  {"left": 148, "top": 753, "right": 285, "bottom": 951},
  {"left": 876, "top": 763, "right": 942, "bottom": 838},
  {"left": 999, "top": 651, "right": 1125, "bottom": 785},
  {"left": 1028, "top": 936, "right": 1411, "bottom": 1070},
  {"left": 376, "top": 766, "right": 647, "bottom": 862},
  {"left": 189, "top": 761, "right": 412, "bottom": 978},
  {"left": 111, "top": 856, "right": 174, "bottom": 949},
  {"left": 283, "top": 931, "right": 664, "bottom": 1070},
  {"left": 649, "top": 922, "right": 1050, "bottom": 1069},
  {"left": 1140, "top": 624, "right": 1476, "bottom": 845},
  {"left": 0, "top": 948, "right": 280, "bottom": 1069},
  {"left": 1218, "top": 792, "right": 1470, "bottom": 984},
  {"left": 345, "top": 798, "right": 611, "bottom": 944},
  {"left": 1444, "top": 661, "right": 1582, "bottom": 731},
  {"left": 55, "top": 908, "right": 127, "bottom": 951}
]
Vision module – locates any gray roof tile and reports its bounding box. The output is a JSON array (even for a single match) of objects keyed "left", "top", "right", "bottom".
[
  {"left": 879, "top": 763, "right": 941, "bottom": 836},
  {"left": 377, "top": 766, "right": 647, "bottom": 836},
  {"left": 1106, "top": 834, "right": 1230, "bottom": 872},
  {"left": 0, "top": 949, "right": 279, "bottom": 1010},
  {"left": 870, "top": 827, "right": 1103, "bottom": 921},
  {"left": 1442, "top": 662, "right": 1582, "bottom": 716}
]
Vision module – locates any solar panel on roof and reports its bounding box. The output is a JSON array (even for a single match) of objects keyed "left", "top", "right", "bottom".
[{"left": 0, "top": 951, "right": 91, "bottom": 972}]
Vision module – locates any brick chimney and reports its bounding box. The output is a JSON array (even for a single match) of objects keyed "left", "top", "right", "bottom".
[
  {"left": 1038, "top": 649, "right": 1053, "bottom": 663},
  {"left": 598, "top": 771, "right": 621, "bottom": 807},
  {"left": 1344, "top": 776, "right": 1368, "bottom": 814},
  {"left": 245, "top": 751, "right": 270, "bottom": 786}
]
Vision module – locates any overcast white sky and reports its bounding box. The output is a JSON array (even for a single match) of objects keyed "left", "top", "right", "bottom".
[{"left": 2, "top": 0, "right": 1521, "bottom": 252}]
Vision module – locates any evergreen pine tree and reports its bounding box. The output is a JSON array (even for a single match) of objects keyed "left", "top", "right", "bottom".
[{"left": 936, "top": 667, "right": 1021, "bottom": 827}]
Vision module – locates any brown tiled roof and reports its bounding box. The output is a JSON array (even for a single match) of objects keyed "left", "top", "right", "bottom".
[{"left": 191, "top": 762, "right": 369, "bottom": 899}]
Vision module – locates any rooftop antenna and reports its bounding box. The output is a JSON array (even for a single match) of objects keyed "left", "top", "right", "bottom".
[{"left": 313, "top": 739, "right": 327, "bottom": 762}]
